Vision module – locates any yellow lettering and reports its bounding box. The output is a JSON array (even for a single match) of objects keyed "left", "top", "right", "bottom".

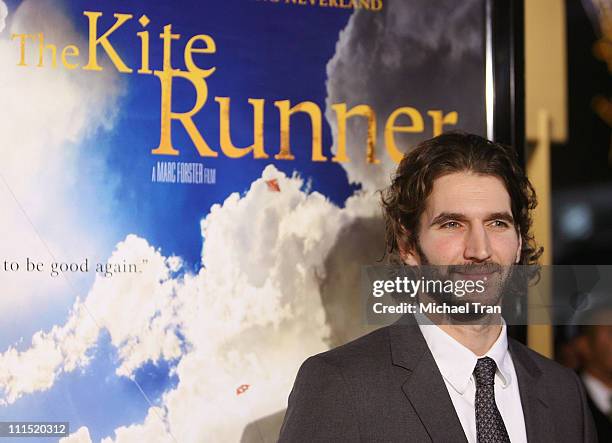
[
  {"left": 37, "top": 33, "right": 57, "bottom": 68},
  {"left": 83, "top": 11, "right": 133, "bottom": 73},
  {"left": 137, "top": 15, "right": 152, "bottom": 74},
  {"left": 159, "top": 24, "right": 180, "bottom": 72},
  {"left": 274, "top": 100, "right": 325, "bottom": 161},
  {"left": 152, "top": 68, "right": 218, "bottom": 157},
  {"left": 427, "top": 110, "right": 458, "bottom": 136},
  {"left": 61, "top": 45, "right": 80, "bottom": 69},
  {"left": 11, "top": 33, "right": 33, "bottom": 66},
  {"left": 371, "top": 0, "right": 383, "bottom": 11},
  {"left": 184, "top": 34, "right": 216, "bottom": 76},
  {"left": 331, "top": 103, "right": 377, "bottom": 163},
  {"left": 216, "top": 97, "right": 268, "bottom": 159},
  {"left": 384, "top": 107, "right": 424, "bottom": 163}
]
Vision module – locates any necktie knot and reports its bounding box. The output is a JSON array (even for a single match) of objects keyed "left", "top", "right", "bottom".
[{"left": 474, "top": 356, "right": 497, "bottom": 387}]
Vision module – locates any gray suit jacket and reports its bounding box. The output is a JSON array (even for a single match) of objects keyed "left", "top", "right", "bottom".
[{"left": 278, "top": 318, "right": 597, "bottom": 442}]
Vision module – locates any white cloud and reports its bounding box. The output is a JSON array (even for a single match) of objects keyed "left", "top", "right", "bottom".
[
  {"left": 100, "top": 166, "right": 381, "bottom": 442},
  {"left": 101, "top": 408, "right": 169, "bottom": 443},
  {"left": 0, "top": 235, "right": 181, "bottom": 404},
  {"left": 0, "top": 1, "right": 463, "bottom": 440},
  {"left": 0, "top": 1, "right": 7, "bottom": 33},
  {"left": 0, "top": 0, "right": 122, "bottom": 319},
  {"left": 1, "top": 164, "right": 383, "bottom": 442},
  {"left": 60, "top": 426, "right": 93, "bottom": 443},
  {"left": 325, "top": 0, "right": 486, "bottom": 192}
]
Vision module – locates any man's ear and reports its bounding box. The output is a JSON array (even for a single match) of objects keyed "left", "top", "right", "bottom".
[{"left": 515, "top": 232, "right": 522, "bottom": 264}]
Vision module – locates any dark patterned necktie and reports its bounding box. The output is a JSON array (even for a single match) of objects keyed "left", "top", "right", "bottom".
[{"left": 474, "top": 357, "right": 510, "bottom": 443}]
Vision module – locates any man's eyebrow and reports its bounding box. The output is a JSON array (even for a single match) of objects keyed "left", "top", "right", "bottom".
[
  {"left": 486, "top": 212, "right": 515, "bottom": 224},
  {"left": 429, "top": 212, "right": 469, "bottom": 226},
  {"left": 429, "top": 211, "right": 515, "bottom": 226}
]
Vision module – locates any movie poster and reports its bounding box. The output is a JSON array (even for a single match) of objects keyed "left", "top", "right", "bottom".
[{"left": 0, "top": 0, "right": 486, "bottom": 441}]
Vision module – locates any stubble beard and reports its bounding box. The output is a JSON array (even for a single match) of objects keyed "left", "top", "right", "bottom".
[{"left": 413, "top": 241, "right": 511, "bottom": 323}]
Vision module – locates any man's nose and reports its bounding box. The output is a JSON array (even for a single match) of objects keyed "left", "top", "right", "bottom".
[{"left": 464, "top": 225, "right": 492, "bottom": 262}]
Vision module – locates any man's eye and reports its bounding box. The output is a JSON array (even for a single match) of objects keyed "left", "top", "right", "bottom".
[
  {"left": 441, "top": 221, "right": 461, "bottom": 229},
  {"left": 490, "top": 220, "right": 510, "bottom": 228}
]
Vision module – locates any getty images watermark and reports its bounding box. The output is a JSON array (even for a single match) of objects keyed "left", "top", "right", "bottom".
[
  {"left": 361, "top": 265, "right": 612, "bottom": 326},
  {"left": 372, "top": 273, "right": 494, "bottom": 315}
]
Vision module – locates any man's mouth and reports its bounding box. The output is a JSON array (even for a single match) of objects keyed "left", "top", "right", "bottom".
[
  {"left": 449, "top": 263, "right": 502, "bottom": 281},
  {"left": 453, "top": 271, "right": 495, "bottom": 281}
]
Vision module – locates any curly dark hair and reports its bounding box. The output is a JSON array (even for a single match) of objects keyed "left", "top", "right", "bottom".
[{"left": 381, "top": 132, "right": 543, "bottom": 265}]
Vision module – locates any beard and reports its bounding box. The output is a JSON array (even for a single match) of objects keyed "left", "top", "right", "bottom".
[{"left": 414, "top": 242, "right": 514, "bottom": 323}]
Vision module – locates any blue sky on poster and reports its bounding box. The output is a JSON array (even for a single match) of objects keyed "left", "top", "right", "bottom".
[
  {"left": 55, "top": 0, "right": 358, "bottom": 265},
  {"left": 0, "top": 0, "right": 485, "bottom": 441},
  {"left": 0, "top": 0, "right": 359, "bottom": 441},
  {"left": 0, "top": 0, "right": 355, "bottom": 341}
]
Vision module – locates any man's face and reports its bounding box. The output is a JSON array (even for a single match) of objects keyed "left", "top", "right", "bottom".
[
  {"left": 581, "top": 309, "right": 612, "bottom": 378},
  {"left": 402, "top": 171, "right": 522, "bottom": 308},
  {"left": 406, "top": 171, "right": 521, "bottom": 266},
  {"left": 589, "top": 325, "right": 612, "bottom": 377}
]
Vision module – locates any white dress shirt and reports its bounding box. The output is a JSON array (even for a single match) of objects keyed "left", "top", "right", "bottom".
[
  {"left": 417, "top": 317, "right": 528, "bottom": 443},
  {"left": 581, "top": 371, "right": 612, "bottom": 416}
]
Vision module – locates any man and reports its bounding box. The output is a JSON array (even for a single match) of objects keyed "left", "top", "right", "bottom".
[
  {"left": 575, "top": 307, "right": 612, "bottom": 442},
  {"left": 278, "top": 133, "right": 597, "bottom": 442}
]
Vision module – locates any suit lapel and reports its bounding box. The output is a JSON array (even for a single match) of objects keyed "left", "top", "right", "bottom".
[
  {"left": 389, "top": 318, "right": 468, "bottom": 443},
  {"left": 509, "top": 339, "right": 554, "bottom": 442}
]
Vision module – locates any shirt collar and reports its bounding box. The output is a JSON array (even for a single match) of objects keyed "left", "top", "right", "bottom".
[
  {"left": 581, "top": 372, "right": 612, "bottom": 414},
  {"left": 416, "top": 313, "right": 512, "bottom": 395}
]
